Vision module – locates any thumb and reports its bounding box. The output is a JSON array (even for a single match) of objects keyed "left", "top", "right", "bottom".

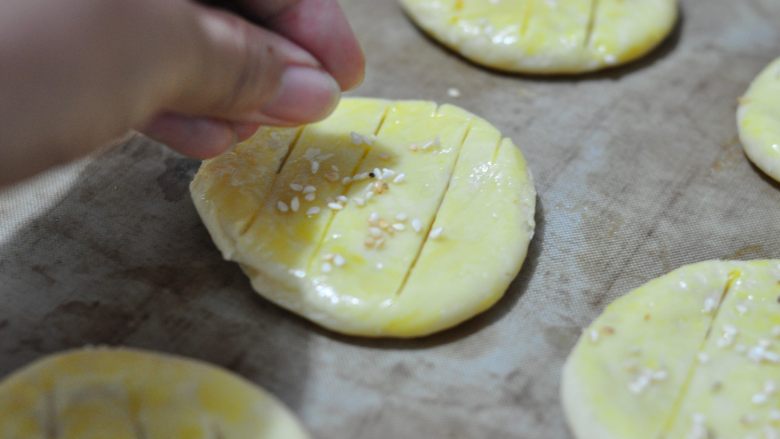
[{"left": 165, "top": 4, "right": 341, "bottom": 125}]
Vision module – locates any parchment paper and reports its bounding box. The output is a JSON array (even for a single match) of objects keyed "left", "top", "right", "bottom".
[{"left": 2, "top": 0, "right": 780, "bottom": 437}]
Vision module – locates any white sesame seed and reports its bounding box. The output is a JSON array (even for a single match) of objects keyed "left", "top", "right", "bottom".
[
  {"left": 393, "top": 173, "right": 406, "bottom": 184},
  {"left": 333, "top": 254, "right": 346, "bottom": 267},
  {"left": 290, "top": 196, "right": 300, "bottom": 212},
  {"left": 290, "top": 183, "right": 303, "bottom": 192},
  {"left": 353, "top": 197, "right": 366, "bottom": 207},
  {"left": 277, "top": 201, "right": 289, "bottom": 212},
  {"left": 342, "top": 176, "right": 352, "bottom": 185},
  {"left": 689, "top": 414, "right": 708, "bottom": 439},
  {"left": 395, "top": 213, "right": 408, "bottom": 221},
  {"left": 652, "top": 370, "right": 668, "bottom": 381},
  {"left": 337, "top": 195, "right": 348, "bottom": 203},
  {"left": 328, "top": 202, "right": 343, "bottom": 210},
  {"left": 306, "top": 207, "right": 320, "bottom": 216},
  {"left": 765, "top": 350, "right": 780, "bottom": 363},
  {"left": 749, "top": 345, "right": 767, "bottom": 362},
  {"left": 303, "top": 185, "right": 316, "bottom": 193},
  {"left": 447, "top": 87, "right": 461, "bottom": 98},
  {"left": 368, "top": 212, "right": 380, "bottom": 224},
  {"left": 350, "top": 131, "right": 363, "bottom": 145},
  {"left": 392, "top": 223, "right": 406, "bottom": 231},
  {"left": 717, "top": 337, "right": 734, "bottom": 349},
  {"left": 304, "top": 147, "right": 320, "bottom": 160},
  {"left": 753, "top": 393, "right": 768, "bottom": 405},
  {"left": 718, "top": 325, "right": 739, "bottom": 349},
  {"left": 364, "top": 190, "right": 374, "bottom": 200},
  {"left": 369, "top": 227, "right": 383, "bottom": 237},
  {"left": 376, "top": 262, "right": 384, "bottom": 270},
  {"left": 331, "top": 164, "right": 339, "bottom": 172},
  {"left": 381, "top": 168, "right": 395, "bottom": 178},
  {"left": 429, "top": 227, "right": 443, "bottom": 239},
  {"left": 701, "top": 297, "right": 717, "bottom": 314},
  {"left": 321, "top": 262, "right": 332, "bottom": 273},
  {"left": 589, "top": 329, "right": 600, "bottom": 343},
  {"left": 311, "top": 161, "right": 320, "bottom": 174},
  {"left": 628, "top": 373, "right": 650, "bottom": 395},
  {"left": 353, "top": 172, "right": 369, "bottom": 181},
  {"left": 304, "top": 193, "right": 316, "bottom": 202},
  {"left": 412, "top": 218, "right": 422, "bottom": 233},
  {"left": 373, "top": 168, "right": 383, "bottom": 179},
  {"left": 421, "top": 136, "right": 441, "bottom": 150}
]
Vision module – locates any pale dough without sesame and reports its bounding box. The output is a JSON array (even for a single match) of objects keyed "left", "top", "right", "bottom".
[
  {"left": 738, "top": 56, "right": 780, "bottom": 182},
  {"left": 563, "top": 260, "right": 780, "bottom": 439},
  {"left": 0, "top": 347, "right": 309, "bottom": 439},
  {"left": 190, "top": 98, "right": 536, "bottom": 338},
  {"left": 400, "top": 0, "right": 678, "bottom": 74}
]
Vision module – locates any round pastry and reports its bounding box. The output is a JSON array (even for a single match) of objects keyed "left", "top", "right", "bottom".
[
  {"left": 738, "top": 56, "right": 780, "bottom": 182},
  {"left": 191, "top": 98, "right": 536, "bottom": 337},
  {"left": 399, "top": 0, "right": 678, "bottom": 74},
  {"left": 0, "top": 347, "right": 309, "bottom": 438},
  {"left": 563, "top": 260, "right": 780, "bottom": 439}
]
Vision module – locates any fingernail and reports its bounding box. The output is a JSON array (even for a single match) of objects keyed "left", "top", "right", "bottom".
[{"left": 255, "top": 66, "right": 340, "bottom": 124}]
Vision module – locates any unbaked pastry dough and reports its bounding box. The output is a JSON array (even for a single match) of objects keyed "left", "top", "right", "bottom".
[
  {"left": 191, "top": 98, "right": 536, "bottom": 337},
  {"left": 738, "top": 56, "right": 780, "bottom": 182},
  {"left": 0, "top": 347, "right": 309, "bottom": 438},
  {"left": 399, "top": 0, "right": 678, "bottom": 74},
  {"left": 563, "top": 260, "right": 780, "bottom": 439}
]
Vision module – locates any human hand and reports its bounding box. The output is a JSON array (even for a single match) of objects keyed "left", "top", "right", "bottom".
[{"left": 0, "top": 0, "right": 364, "bottom": 186}]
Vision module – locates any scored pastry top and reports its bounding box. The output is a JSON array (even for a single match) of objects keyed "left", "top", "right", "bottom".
[
  {"left": 563, "top": 260, "right": 780, "bottom": 439},
  {"left": 400, "top": 0, "right": 678, "bottom": 74},
  {"left": 191, "top": 98, "right": 536, "bottom": 338},
  {"left": 0, "top": 347, "right": 309, "bottom": 439}
]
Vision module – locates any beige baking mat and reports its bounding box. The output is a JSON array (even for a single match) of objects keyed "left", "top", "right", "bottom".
[{"left": 2, "top": 0, "right": 780, "bottom": 437}]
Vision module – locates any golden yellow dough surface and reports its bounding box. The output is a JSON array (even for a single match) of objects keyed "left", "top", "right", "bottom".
[
  {"left": 400, "top": 0, "right": 678, "bottom": 74},
  {"left": 738, "top": 57, "right": 780, "bottom": 183},
  {"left": 563, "top": 260, "right": 780, "bottom": 439},
  {"left": 191, "top": 98, "right": 536, "bottom": 337},
  {"left": 0, "top": 348, "right": 309, "bottom": 439}
]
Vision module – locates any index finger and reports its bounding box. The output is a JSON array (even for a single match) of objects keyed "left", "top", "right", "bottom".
[{"left": 240, "top": 0, "right": 365, "bottom": 90}]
